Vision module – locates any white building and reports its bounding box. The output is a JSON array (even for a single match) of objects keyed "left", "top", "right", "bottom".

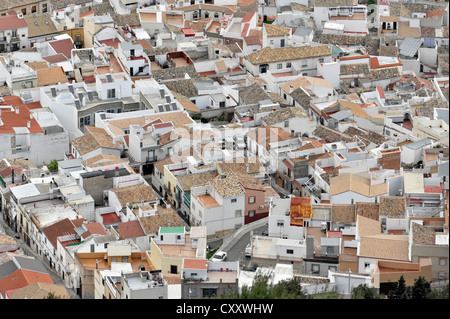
[{"left": 190, "top": 172, "right": 245, "bottom": 238}]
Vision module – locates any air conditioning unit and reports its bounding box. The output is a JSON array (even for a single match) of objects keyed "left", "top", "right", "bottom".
[{"left": 259, "top": 205, "right": 265, "bottom": 209}]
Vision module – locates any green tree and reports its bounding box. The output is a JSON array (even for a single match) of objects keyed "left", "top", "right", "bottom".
[
  {"left": 215, "top": 275, "right": 306, "bottom": 299},
  {"left": 352, "top": 284, "right": 382, "bottom": 299},
  {"left": 411, "top": 276, "right": 431, "bottom": 299},
  {"left": 427, "top": 285, "right": 449, "bottom": 299},
  {"left": 388, "top": 275, "right": 411, "bottom": 299},
  {"left": 47, "top": 159, "right": 58, "bottom": 171},
  {"left": 43, "top": 292, "right": 62, "bottom": 299}
]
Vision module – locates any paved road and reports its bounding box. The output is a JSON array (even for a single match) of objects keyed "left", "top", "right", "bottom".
[{"left": 0, "top": 215, "right": 80, "bottom": 299}]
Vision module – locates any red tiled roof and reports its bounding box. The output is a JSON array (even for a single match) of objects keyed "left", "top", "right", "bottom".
[
  {"left": 181, "top": 28, "right": 195, "bottom": 37},
  {"left": 244, "top": 35, "right": 262, "bottom": 46},
  {"left": 49, "top": 38, "right": 74, "bottom": 59},
  {"left": 241, "top": 23, "right": 250, "bottom": 38},
  {"left": 0, "top": 104, "right": 44, "bottom": 134},
  {"left": 0, "top": 269, "right": 53, "bottom": 297},
  {"left": 241, "top": 11, "right": 256, "bottom": 24},
  {"left": 99, "top": 38, "right": 122, "bottom": 50},
  {"left": 377, "top": 86, "right": 386, "bottom": 99},
  {"left": 117, "top": 220, "right": 145, "bottom": 239},
  {"left": 0, "top": 14, "right": 28, "bottom": 31},
  {"left": 0, "top": 95, "right": 22, "bottom": 106},
  {"left": 183, "top": 259, "right": 208, "bottom": 270},
  {"left": 79, "top": 10, "right": 94, "bottom": 18},
  {"left": 25, "top": 101, "right": 42, "bottom": 110},
  {"left": 42, "top": 218, "right": 80, "bottom": 249},
  {"left": 84, "top": 222, "right": 108, "bottom": 237},
  {"left": 43, "top": 53, "right": 68, "bottom": 64},
  {"left": 153, "top": 122, "right": 173, "bottom": 129},
  {"left": 426, "top": 10, "right": 446, "bottom": 18},
  {"left": 370, "top": 57, "right": 402, "bottom": 69},
  {"left": 102, "top": 212, "right": 121, "bottom": 225}
]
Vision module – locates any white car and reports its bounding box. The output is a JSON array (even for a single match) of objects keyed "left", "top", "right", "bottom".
[
  {"left": 211, "top": 251, "right": 227, "bottom": 262},
  {"left": 245, "top": 243, "right": 252, "bottom": 258}
]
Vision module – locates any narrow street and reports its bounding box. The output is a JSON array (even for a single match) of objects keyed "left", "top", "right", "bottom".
[{"left": 0, "top": 215, "right": 80, "bottom": 299}]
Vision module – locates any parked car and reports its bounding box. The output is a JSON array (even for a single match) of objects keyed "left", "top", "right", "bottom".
[
  {"left": 211, "top": 251, "right": 227, "bottom": 262},
  {"left": 245, "top": 243, "right": 252, "bottom": 258}
]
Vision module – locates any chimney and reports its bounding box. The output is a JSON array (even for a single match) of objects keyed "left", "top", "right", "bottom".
[
  {"left": 27, "top": 121, "right": 31, "bottom": 128},
  {"left": 15, "top": 107, "right": 19, "bottom": 114}
]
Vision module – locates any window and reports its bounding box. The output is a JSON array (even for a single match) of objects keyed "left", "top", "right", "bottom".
[
  {"left": 439, "top": 258, "right": 447, "bottom": 266},
  {"left": 286, "top": 62, "right": 291, "bottom": 68},
  {"left": 43, "top": 3, "right": 48, "bottom": 13},
  {"left": 311, "top": 264, "right": 320, "bottom": 274},
  {"left": 277, "top": 63, "right": 282, "bottom": 69},
  {"left": 286, "top": 249, "right": 294, "bottom": 254},
  {"left": 231, "top": 198, "right": 237, "bottom": 203},
  {"left": 235, "top": 209, "right": 242, "bottom": 217},
  {"left": 277, "top": 220, "right": 284, "bottom": 227},
  {"left": 249, "top": 196, "right": 255, "bottom": 204},
  {"left": 249, "top": 210, "right": 255, "bottom": 217},
  {"left": 318, "top": 58, "right": 324, "bottom": 63},
  {"left": 364, "top": 262, "right": 370, "bottom": 269},
  {"left": 160, "top": 235, "right": 164, "bottom": 241},
  {"left": 284, "top": 120, "right": 289, "bottom": 127},
  {"left": 329, "top": 266, "right": 337, "bottom": 272},
  {"left": 123, "top": 256, "right": 128, "bottom": 263},
  {"left": 188, "top": 288, "right": 197, "bottom": 297},
  {"left": 326, "top": 246, "right": 335, "bottom": 254},
  {"left": 79, "top": 115, "right": 90, "bottom": 126},
  {"left": 107, "top": 89, "right": 116, "bottom": 98},
  {"left": 21, "top": 8, "right": 26, "bottom": 15},
  {"left": 31, "top": 6, "right": 36, "bottom": 13},
  {"left": 219, "top": 101, "right": 225, "bottom": 108},
  {"left": 438, "top": 272, "right": 446, "bottom": 280},
  {"left": 214, "top": 12, "right": 219, "bottom": 18}
]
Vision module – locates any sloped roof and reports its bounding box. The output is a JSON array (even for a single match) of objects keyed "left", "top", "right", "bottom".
[
  {"left": 379, "top": 196, "right": 407, "bottom": 218},
  {"left": 117, "top": 220, "right": 145, "bottom": 240},
  {"left": 10, "top": 282, "right": 70, "bottom": 299},
  {"left": 239, "top": 82, "right": 271, "bottom": 104},
  {"left": 359, "top": 234, "right": 409, "bottom": 261},
  {"left": 110, "top": 184, "right": 157, "bottom": 207},
  {"left": 36, "top": 66, "right": 68, "bottom": 87},
  {"left": 139, "top": 206, "right": 184, "bottom": 235},
  {"left": 264, "top": 23, "right": 290, "bottom": 37},
  {"left": 331, "top": 204, "right": 355, "bottom": 224},
  {"left": 329, "top": 173, "right": 388, "bottom": 197},
  {"left": 71, "top": 127, "right": 121, "bottom": 155},
  {"left": 246, "top": 45, "right": 330, "bottom": 65},
  {"left": 262, "top": 106, "right": 308, "bottom": 125},
  {"left": 209, "top": 171, "right": 245, "bottom": 198},
  {"left": 247, "top": 125, "right": 293, "bottom": 150},
  {"left": 24, "top": 14, "right": 58, "bottom": 38},
  {"left": 411, "top": 222, "right": 436, "bottom": 246},
  {"left": 0, "top": 13, "right": 28, "bottom": 31}
]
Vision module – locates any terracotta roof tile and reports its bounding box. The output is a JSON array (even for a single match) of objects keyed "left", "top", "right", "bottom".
[
  {"left": 110, "top": 184, "right": 157, "bottom": 208},
  {"left": 359, "top": 234, "right": 409, "bottom": 261},
  {"left": 139, "top": 206, "right": 184, "bottom": 235},
  {"left": 49, "top": 38, "right": 74, "bottom": 59},
  {"left": 117, "top": 220, "right": 145, "bottom": 240},
  {"left": 246, "top": 45, "right": 330, "bottom": 65},
  {"left": 379, "top": 196, "right": 407, "bottom": 218},
  {"left": 411, "top": 222, "right": 435, "bottom": 245},
  {"left": 332, "top": 204, "right": 355, "bottom": 224},
  {"left": 0, "top": 104, "right": 44, "bottom": 134}
]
